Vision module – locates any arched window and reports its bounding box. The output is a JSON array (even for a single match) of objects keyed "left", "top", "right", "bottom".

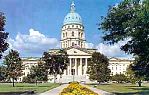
[
  {"left": 78, "top": 32, "right": 80, "bottom": 37},
  {"left": 63, "top": 33, "right": 65, "bottom": 38},
  {"left": 66, "top": 32, "right": 67, "bottom": 37},
  {"left": 81, "top": 33, "right": 83, "bottom": 38},
  {"left": 72, "top": 31, "right": 74, "bottom": 36},
  {"left": 72, "top": 42, "right": 74, "bottom": 46},
  {"left": 78, "top": 41, "right": 80, "bottom": 46}
]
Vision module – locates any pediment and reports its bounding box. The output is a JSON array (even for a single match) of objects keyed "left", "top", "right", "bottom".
[
  {"left": 66, "top": 48, "right": 91, "bottom": 56},
  {"left": 109, "top": 57, "right": 119, "bottom": 61}
]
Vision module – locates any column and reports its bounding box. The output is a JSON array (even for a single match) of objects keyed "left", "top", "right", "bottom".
[
  {"left": 75, "top": 58, "right": 77, "bottom": 75},
  {"left": 85, "top": 58, "right": 88, "bottom": 75},
  {"left": 64, "top": 68, "right": 67, "bottom": 75},
  {"left": 80, "top": 58, "right": 82, "bottom": 75},
  {"left": 69, "top": 58, "right": 72, "bottom": 75}
]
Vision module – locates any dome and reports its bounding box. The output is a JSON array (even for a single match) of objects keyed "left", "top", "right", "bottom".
[
  {"left": 63, "top": 1, "right": 82, "bottom": 25},
  {"left": 63, "top": 12, "right": 82, "bottom": 25}
]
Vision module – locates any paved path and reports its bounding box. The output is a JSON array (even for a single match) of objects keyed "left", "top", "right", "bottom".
[
  {"left": 39, "top": 84, "right": 68, "bottom": 95},
  {"left": 39, "top": 84, "right": 113, "bottom": 95},
  {"left": 82, "top": 84, "right": 114, "bottom": 95}
]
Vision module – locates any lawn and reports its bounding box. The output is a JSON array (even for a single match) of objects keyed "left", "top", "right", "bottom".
[
  {"left": 90, "top": 83, "right": 149, "bottom": 95},
  {"left": 0, "top": 83, "right": 60, "bottom": 93}
]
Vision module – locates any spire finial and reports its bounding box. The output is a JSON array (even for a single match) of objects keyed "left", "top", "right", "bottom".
[{"left": 70, "top": 0, "right": 75, "bottom": 12}]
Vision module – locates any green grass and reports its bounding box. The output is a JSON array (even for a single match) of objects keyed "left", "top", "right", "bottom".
[
  {"left": 0, "top": 83, "right": 60, "bottom": 93},
  {"left": 89, "top": 83, "right": 149, "bottom": 95}
]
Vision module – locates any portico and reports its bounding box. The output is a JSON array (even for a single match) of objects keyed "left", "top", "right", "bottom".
[{"left": 66, "top": 58, "right": 88, "bottom": 76}]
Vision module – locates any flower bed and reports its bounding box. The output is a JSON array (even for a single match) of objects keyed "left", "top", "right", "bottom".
[{"left": 60, "top": 82, "right": 98, "bottom": 95}]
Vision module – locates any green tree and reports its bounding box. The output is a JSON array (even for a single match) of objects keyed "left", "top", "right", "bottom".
[
  {"left": 100, "top": 0, "right": 149, "bottom": 86},
  {"left": 42, "top": 49, "right": 68, "bottom": 83},
  {"left": 0, "top": 12, "right": 9, "bottom": 59},
  {"left": 22, "top": 74, "right": 36, "bottom": 83},
  {"left": 87, "top": 52, "right": 111, "bottom": 84},
  {"left": 3, "top": 49, "right": 22, "bottom": 87},
  {"left": 0, "top": 66, "right": 7, "bottom": 82},
  {"left": 112, "top": 74, "right": 128, "bottom": 83},
  {"left": 29, "top": 60, "right": 48, "bottom": 85},
  {"left": 126, "top": 65, "right": 138, "bottom": 84}
]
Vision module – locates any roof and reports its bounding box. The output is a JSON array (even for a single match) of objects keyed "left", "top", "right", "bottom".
[{"left": 63, "top": 1, "right": 82, "bottom": 25}]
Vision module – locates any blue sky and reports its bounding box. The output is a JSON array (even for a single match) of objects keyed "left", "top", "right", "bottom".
[{"left": 0, "top": 0, "right": 132, "bottom": 58}]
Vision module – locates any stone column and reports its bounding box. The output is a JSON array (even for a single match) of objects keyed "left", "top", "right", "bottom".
[
  {"left": 69, "top": 58, "right": 72, "bottom": 75},
  {"left": 80, "top": 58, "right": 82, "bottom": 75},
  {"left": 75, "top": 58, "right": 77, "bottom": 75},
  {"left": 85, "top": 58, "right": 88, "bottom": 75},
  {"left": 64, "top": 68, "right": 67, "bottom": 75}
]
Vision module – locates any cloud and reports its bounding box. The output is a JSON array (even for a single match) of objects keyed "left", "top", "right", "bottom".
[
  {"left": 85, "top": 42, "right": 94, "bottom": 49},
  {"left": 96, "top": 39, "right": 132, "bottom": 58},
  {"left": 8, "top": 28, "right": 59, "bottom": 57}
]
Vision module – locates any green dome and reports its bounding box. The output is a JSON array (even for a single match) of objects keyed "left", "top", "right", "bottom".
[{"left": 63, "top": 1, "right": 82, "bottom": 25}]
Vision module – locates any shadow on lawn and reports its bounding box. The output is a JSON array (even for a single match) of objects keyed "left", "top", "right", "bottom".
[
  {"left": 114, "top": 91, "right": 149, "bottom": 95},
  {"left": 16, "top": 85, "right": 52, "bottom": 88},
  {"left": 114, "top": 86, "right": 149, "bottom": 95}
]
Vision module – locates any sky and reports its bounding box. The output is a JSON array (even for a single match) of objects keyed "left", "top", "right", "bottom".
[{"left": 0, "top": 0, "right": 132, "bottom": 58}]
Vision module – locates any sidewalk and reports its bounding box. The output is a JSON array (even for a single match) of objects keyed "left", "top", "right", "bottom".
[
  {"left": 82, "top": 84, "right": 113, "bottom": 95},
  {"left": 39, "top": 84, "right": 113, "bottom": 95},
  {"left": 39, "top": 84, "right": 68, "bottom": 95}
]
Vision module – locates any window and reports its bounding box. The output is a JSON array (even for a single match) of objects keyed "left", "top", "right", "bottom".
[
  {"left": 78, "top": 41, "right": 80, "bottom": 45},
  {"left": 72, "top": 31, "right": 74, "bottom": 36},
  {"left": 72, "top": 42, "right": 74, "bottom": 46},
  {"left": 66, "top": 32, "right": 67, "bottom": 37},
  {"left": 81, "top": 33, "right": 83, "bottom": 38},
  {"left": 72, "top": 25, "right": 74, "bottom": 27},
  {"left": 63, "top": 33, "right": 65, "bottom": 38},
  {"left": 112, "top": 67, "right": 113, "bottom": 70},
  {"left": 78, "top": 32, "right": 80, "bottom": 37}
]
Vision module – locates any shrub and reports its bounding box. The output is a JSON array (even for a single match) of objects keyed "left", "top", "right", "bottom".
[{"left": 112, "top": 74, "right": 128, "bottom": 83}]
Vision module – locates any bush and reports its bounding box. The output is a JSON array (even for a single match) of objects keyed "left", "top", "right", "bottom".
[
  {"left": 111, "top": 74, "right": 128, "bottom": 83},
  {"left": 22, "top": 75, "right": 36, "bottom": 83}
]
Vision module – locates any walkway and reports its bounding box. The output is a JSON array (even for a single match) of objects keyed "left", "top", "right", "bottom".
[
  {"left": 39, "top": 84, "right": 113, "bottom": 95},
  {"left": 39, "top": 84, "right": 68, "bottom": 95},
  {"left": 82, "top": 84, "right": 113, "bottom": 95}
]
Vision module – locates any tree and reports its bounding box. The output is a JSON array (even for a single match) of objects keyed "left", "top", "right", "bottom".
[
  {"left": 100, "top": 0, "right": 149, "bottom": 86},
  {"left": 29, "top": 60, "right": 48, "bottom": 85},
  {"left": 42, "top": 49, "right": 68, "bottom": 83},
  {"left": 112, "top": 74, "right": 128, "bottom": 83},
  {"left": 0, "top": 12, "right": 9, "bottom": 59},
  {"left": 3, "top": 49, "right": 22, "bottom": 87},
  {"left": 87, "top": 52, "right": 111, "bottom": 84},
  {"left": 22, "top": 74, "right": 36, "bottom": 83},
  {"left": 126, "top": 65, "right": 139, "bottom": 84},
  {"left": 0, "top": 66, "right": 7, "bottom": 82}
]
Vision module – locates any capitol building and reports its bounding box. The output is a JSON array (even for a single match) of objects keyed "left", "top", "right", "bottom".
[{"left": 20, "top": 1, "right": 133, "bottom": 83}]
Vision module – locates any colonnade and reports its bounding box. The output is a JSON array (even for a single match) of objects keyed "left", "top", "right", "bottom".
[{"left": 65, "top": 58, "right": 88, "bottom": 76}]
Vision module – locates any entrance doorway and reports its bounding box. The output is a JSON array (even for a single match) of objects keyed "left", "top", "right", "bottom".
[{"left": 71, "top": 69, "right": 75, "bottom": 75}]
